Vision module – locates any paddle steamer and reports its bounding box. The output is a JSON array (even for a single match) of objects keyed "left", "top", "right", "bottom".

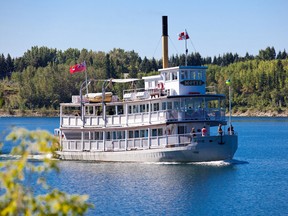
[{"left": 55, "top": 16, "right": 238, "bottom": 162}]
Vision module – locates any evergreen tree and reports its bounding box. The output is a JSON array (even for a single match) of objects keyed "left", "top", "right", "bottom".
[{"left": 0, "top": 54, "right": 6, "bottom": 79}]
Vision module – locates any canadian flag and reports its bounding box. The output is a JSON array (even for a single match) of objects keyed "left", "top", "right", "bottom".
[
  {"left": 178, "top": 31, "right": 189, "bottom": 40},
  {"left": 69, "top": 62, "right": 86, "bottom": 74}
]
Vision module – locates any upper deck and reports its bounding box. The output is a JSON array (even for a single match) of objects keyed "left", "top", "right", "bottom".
[{"left": 59, "top": 65, "right": 227, "bottom": 129}]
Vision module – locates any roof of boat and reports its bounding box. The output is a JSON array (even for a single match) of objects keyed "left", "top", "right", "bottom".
[{"left": 158, "top": 65, "right": 208, "bottom": 71}]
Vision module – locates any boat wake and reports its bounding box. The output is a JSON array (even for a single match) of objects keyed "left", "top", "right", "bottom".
[
  {"left": 191, "top": 159, "right": 248, "bottom": 166},
  {"left": 142, "top": 159, "right": 248, "bottom": 166},
  {"left": 0, "top": 153, "right": 54, "bottom": 161}
]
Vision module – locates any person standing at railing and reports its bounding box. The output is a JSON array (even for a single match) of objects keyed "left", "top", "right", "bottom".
[
  {"left": 190, "top": 127, "right": 197, "bottom": 141},
  {"left": 201, "top": 126, "right": 207, "bottom": 136},
  {"left": 228, "top": 125, "right": 234, "bottom": 135},
  {"left": 218, "top": 124, "right": 223, "bottom": 136}
]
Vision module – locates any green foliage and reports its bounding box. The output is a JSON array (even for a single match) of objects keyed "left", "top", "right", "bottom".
[
  {"left": 0, "top": 46, "right": 288, "bottom": 114},
  {"left": 0, "top": 128, "right": 93, "bottom": 215}
]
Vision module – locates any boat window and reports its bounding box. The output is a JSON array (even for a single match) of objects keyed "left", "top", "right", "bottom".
[
  {"left": 107, "top": 107, "right": 115, "bottom": 115},
  {"left": 153, "top": 103, "right": 159, "bottom": 111},
  {"left": 129, "top": 131, "right": 133, "bottom": 138},
  {"left": 117, "top": 105, "right": 124, "bottom": 115},
  {"left": 172, "top": 72, "right": 178, "bottom": 80},
  {"left": 198, "top": 71, "right": 203, "bottom": 80},
  {"left": 133, "top": 105, "right": 139, "bottom": 113},
  {"left": 152, "top": 129, "right": 157, "bottom": 137},
  {"left": 165, "top": 72, "right": 170, "bottom": 81},
  {"left": 95, "top": 132, "right": 103, "bottom": 140},
  {"left": 151, "top": 128, "right": 163, "bottom": 137},
  {"left": 85, "top": 106, "right": 94, "bottom": 115},
  {"left": 106, "top": 131, "right": 111, "bottom": 140},
  {"left": 180, "top": 70, "right": 188, "bottom": 80},
  {"left": 112, "top": 131, "right": 117, "bottom": 139},
  {"left": 128, "top": 105, "right": 132, "bottom": 114},
  {"left": 167, "top": 102, "right": 172, "bottom": 110},
  {"left": 146, "top": 104, "right": 150, "bottom": 112},
  {"left": 140, "top": 104, "right": 146, "bottom": 112},
  {"left": 190, "top": 71, "right": 196, "bottom": 80},
  {"left": 116, "top": 131, "right": 125, "bottom": 139},
  {"left": 84, "top": 132, "right": 90, "bottom": 139},
  {"left": 140, "top": 129, "right": 148, "bottom": 138},
  {"left": 174, "top": 101, "right": 180, "bottom": 110},
  {"left": 158, "top": 128, "right": 163, "bottom": 136},
  {"left": 178, "top": 126, "right": 186, "bottom": 134},
  {"left": 183, "top": 98, "right": 193, "bottom": 110},
  {"left": 162, "top": 102, "right": 167, "bottom": 110},
  {"left": 134, "top": 130, "right": 139, "bottom": 138},
  {"left": 96, "top": 107, "right": 102, "bottom": 116}
]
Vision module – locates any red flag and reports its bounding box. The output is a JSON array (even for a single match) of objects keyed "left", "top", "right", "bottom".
[
  {"left": 69, "top": 62, "right": 86, "bottom": 74},
  {"left": 178, "top": 31, "right": 189, "bottom": 40}
]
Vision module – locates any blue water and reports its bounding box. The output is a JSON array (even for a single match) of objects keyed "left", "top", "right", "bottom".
[{"left": 1, "top": 116, "right": 288, "bottom": 215}]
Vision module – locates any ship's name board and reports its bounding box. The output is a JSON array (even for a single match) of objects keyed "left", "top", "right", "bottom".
[{"left": 180, "top": 80, "right": 204, "bottom": 86}]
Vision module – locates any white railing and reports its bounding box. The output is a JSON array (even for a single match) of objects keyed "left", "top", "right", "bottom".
[
  {"left": 61, "top": 134, "right": 192, "bottom": 152},
  {"left": 60, "top": 108, "right": 226, "bottom": 128},
  {"left": 61, "top": 110, "right": 167, "bottom": 127}
]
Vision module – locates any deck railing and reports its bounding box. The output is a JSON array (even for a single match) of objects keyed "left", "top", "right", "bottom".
[
  {"left": 61, "top": 133, "right": 192, "bottom": 152},
  {"left": 61, "top": 108, "right": 226, "bottom": 128}
]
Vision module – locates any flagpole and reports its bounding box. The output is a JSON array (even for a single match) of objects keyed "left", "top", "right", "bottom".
[
  {"left": 226, "top": 79, "right": 232, "bottom": 134},
  {"left": 84, "top": 61, "right": 88, "bottom": 95},
  {"left": 185, "top": 29, "right": 188, "bottom": 66}
]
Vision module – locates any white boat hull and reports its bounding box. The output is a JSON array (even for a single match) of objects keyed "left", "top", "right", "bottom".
[{"left": 56, "top": 135, "right": 237, "bottom": 162}]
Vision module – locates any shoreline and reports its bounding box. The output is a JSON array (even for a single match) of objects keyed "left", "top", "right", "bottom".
[{"left": 1, "top": 109, "right": 288, "bottom": 118}]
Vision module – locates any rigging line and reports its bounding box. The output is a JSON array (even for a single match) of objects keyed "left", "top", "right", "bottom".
[
  {"left": 186, "top": 29, "right": 204, "bottom": 65},
  {"left": 152, "top": 36, "right": 162, "bottom": 59},
  {"left": 168, "top": 35, "right": 179, "bottom": 56},
  {"left": 186, "top": 29, "right": 197, "bottom": 53},
  {"left": 189, "top": 39, "right": 197, "bottom": 53}
]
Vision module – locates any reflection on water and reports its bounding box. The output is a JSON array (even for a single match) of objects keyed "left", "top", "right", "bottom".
[
  {"left": 47, "top": 160, "right": 243, "bottom": 215},
  {"left": 1, "top": 117, "right": 288, "bottom": 215}
]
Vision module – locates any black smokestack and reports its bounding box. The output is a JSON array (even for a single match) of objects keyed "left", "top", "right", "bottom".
[
  {"left": 162, "top": 16, "right": 168, "bottom": 68},
  {"left": 162, "top": 16, "right": 168, "bottom": 36}
]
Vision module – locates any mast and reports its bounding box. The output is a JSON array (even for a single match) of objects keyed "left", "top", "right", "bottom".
[
  {"left": 185, "top": 29, "right": 188, "bottom": 66},
  {"left": 162, "top": 16, "right": 168, "bottom": 68}
]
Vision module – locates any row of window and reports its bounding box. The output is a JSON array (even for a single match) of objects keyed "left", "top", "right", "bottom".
[
  {"left": 127, "top": 99, "right": 222, "bottom": 114},
  {"left": 91, "top": 128, "right": 164, "bottom": 140},
  {"left": 79, "top": 97, "right": 223, "bottom": 116},
  {"left": 162, "top": 70, "right": 205, "bottom": 82}
]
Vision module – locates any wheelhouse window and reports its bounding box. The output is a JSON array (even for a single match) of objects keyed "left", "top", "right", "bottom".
[
  {"left": 190, "top": 71, "right": 196, "bottom": 80},
  {"left": 180, "top": 70, "right": 188, "bottom": 80},
  {"left": 197, "top": 71, "right": 203, "bottom": 80}
]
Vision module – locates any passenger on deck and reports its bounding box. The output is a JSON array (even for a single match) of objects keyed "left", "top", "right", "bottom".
[
  {"left": 201, "top": 126, "right": 207, "bottom": 136},
  {"left": 191, "top": 127, "right": 196, "bottom": 137},
  {"left": 218, "top": 124, "right": 223, "bottom": 135},
  {"left": 228, "top": 125, "right": 234, "bottom": 135}
]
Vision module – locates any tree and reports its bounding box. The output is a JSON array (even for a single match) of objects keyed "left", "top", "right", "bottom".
[
  {"left": 257, "top": 46, "right": 276, "bottom": 60},
  {"left": 0, "top": 128, "right": 93, "bottom": 215},
  {"left": 0, "top": 54, "right": 6, "bottom": 79}
]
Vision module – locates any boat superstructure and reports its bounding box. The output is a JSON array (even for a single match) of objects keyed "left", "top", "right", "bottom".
[{"left": 55, "top": 16, "right": 238, "bottom": 162}]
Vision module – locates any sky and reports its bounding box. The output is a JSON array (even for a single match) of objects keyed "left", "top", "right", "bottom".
[{"left": 1, "top": 0, "right": 287, "bottom": 60}]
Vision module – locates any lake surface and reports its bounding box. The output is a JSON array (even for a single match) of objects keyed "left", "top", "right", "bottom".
[{"left": 1, "top": 116, "right": 288, "bottom": 215}]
